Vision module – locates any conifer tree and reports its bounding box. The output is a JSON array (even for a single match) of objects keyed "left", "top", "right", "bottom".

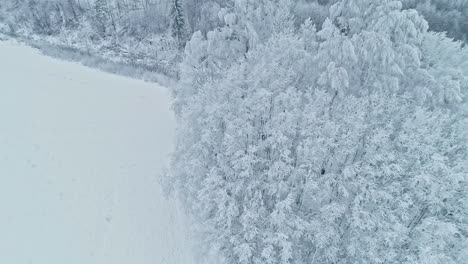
[
  {"left": 93, "top": 0, "right": 110, "bottom": 36},
  {"left": 170, "top": 0, "right": 188, "bottom": 49}
]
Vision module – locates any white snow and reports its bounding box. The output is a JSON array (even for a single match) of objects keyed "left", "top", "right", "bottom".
[{"left": 0, "top": 38, "right": 194, "bottom": 264}]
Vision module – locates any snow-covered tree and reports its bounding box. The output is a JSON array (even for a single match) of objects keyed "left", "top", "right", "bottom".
[
  {"left": 170, "top": 0, "right": 188, "bottom": 49},
  {"left": 93, "top": 0, "right": 111, "bottom": 36},
  {"left": 169, "top": 0, "right": 468, "bottom": 263}
]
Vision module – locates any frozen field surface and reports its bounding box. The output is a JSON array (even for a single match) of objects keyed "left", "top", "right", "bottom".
[{"left": 0, "top": 38, "right": 194, "bottom": 264}]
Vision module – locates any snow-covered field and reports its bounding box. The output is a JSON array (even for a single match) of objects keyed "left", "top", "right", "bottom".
[{"left": 0, "top": 38, "right": 194, "bottom": 264}]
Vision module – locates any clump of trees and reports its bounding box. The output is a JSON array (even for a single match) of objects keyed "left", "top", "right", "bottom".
[
  {"left": 1, "top": 0, "right": 467, "bottom": 72},
  {"left": 0, "top": 0, "right": 234, "bottom": 77},
  {"left": 403, "top": 0, "right": 468, "bottom": 43},
  {"left": 169, "top": 0, "right": 468, "bottom": 263}
]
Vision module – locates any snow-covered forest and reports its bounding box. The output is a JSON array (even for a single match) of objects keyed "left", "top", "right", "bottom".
[
  {"left": 1, "top": 0, "right": 467, "bottom": 263},
  {"left": 1, "top": 0, "right": 467, "bottom": 77}
]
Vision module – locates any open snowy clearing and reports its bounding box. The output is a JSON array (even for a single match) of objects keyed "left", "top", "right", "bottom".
[{"left": 0, "top": 38, "right": 194, "bottom": 264}]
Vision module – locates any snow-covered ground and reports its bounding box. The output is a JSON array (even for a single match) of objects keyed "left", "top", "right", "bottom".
[{"left": 0, "top": 38, "right": 194, "bottom": 264}]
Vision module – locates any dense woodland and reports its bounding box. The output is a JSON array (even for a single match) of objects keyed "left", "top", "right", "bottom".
[
  {"left": 170, "top": 1, "right": 468, "bottom": 263},
  {"left": 0, "top": 0, "right": 467, "bottom": 77},
  {"left": 1, "top": 0, "right": 467, "bottom": 263}
]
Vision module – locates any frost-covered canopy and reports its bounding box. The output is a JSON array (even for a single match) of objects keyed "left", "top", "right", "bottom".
[{"left": 170, "top": 0, "right": 468, "bottom": 263}]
